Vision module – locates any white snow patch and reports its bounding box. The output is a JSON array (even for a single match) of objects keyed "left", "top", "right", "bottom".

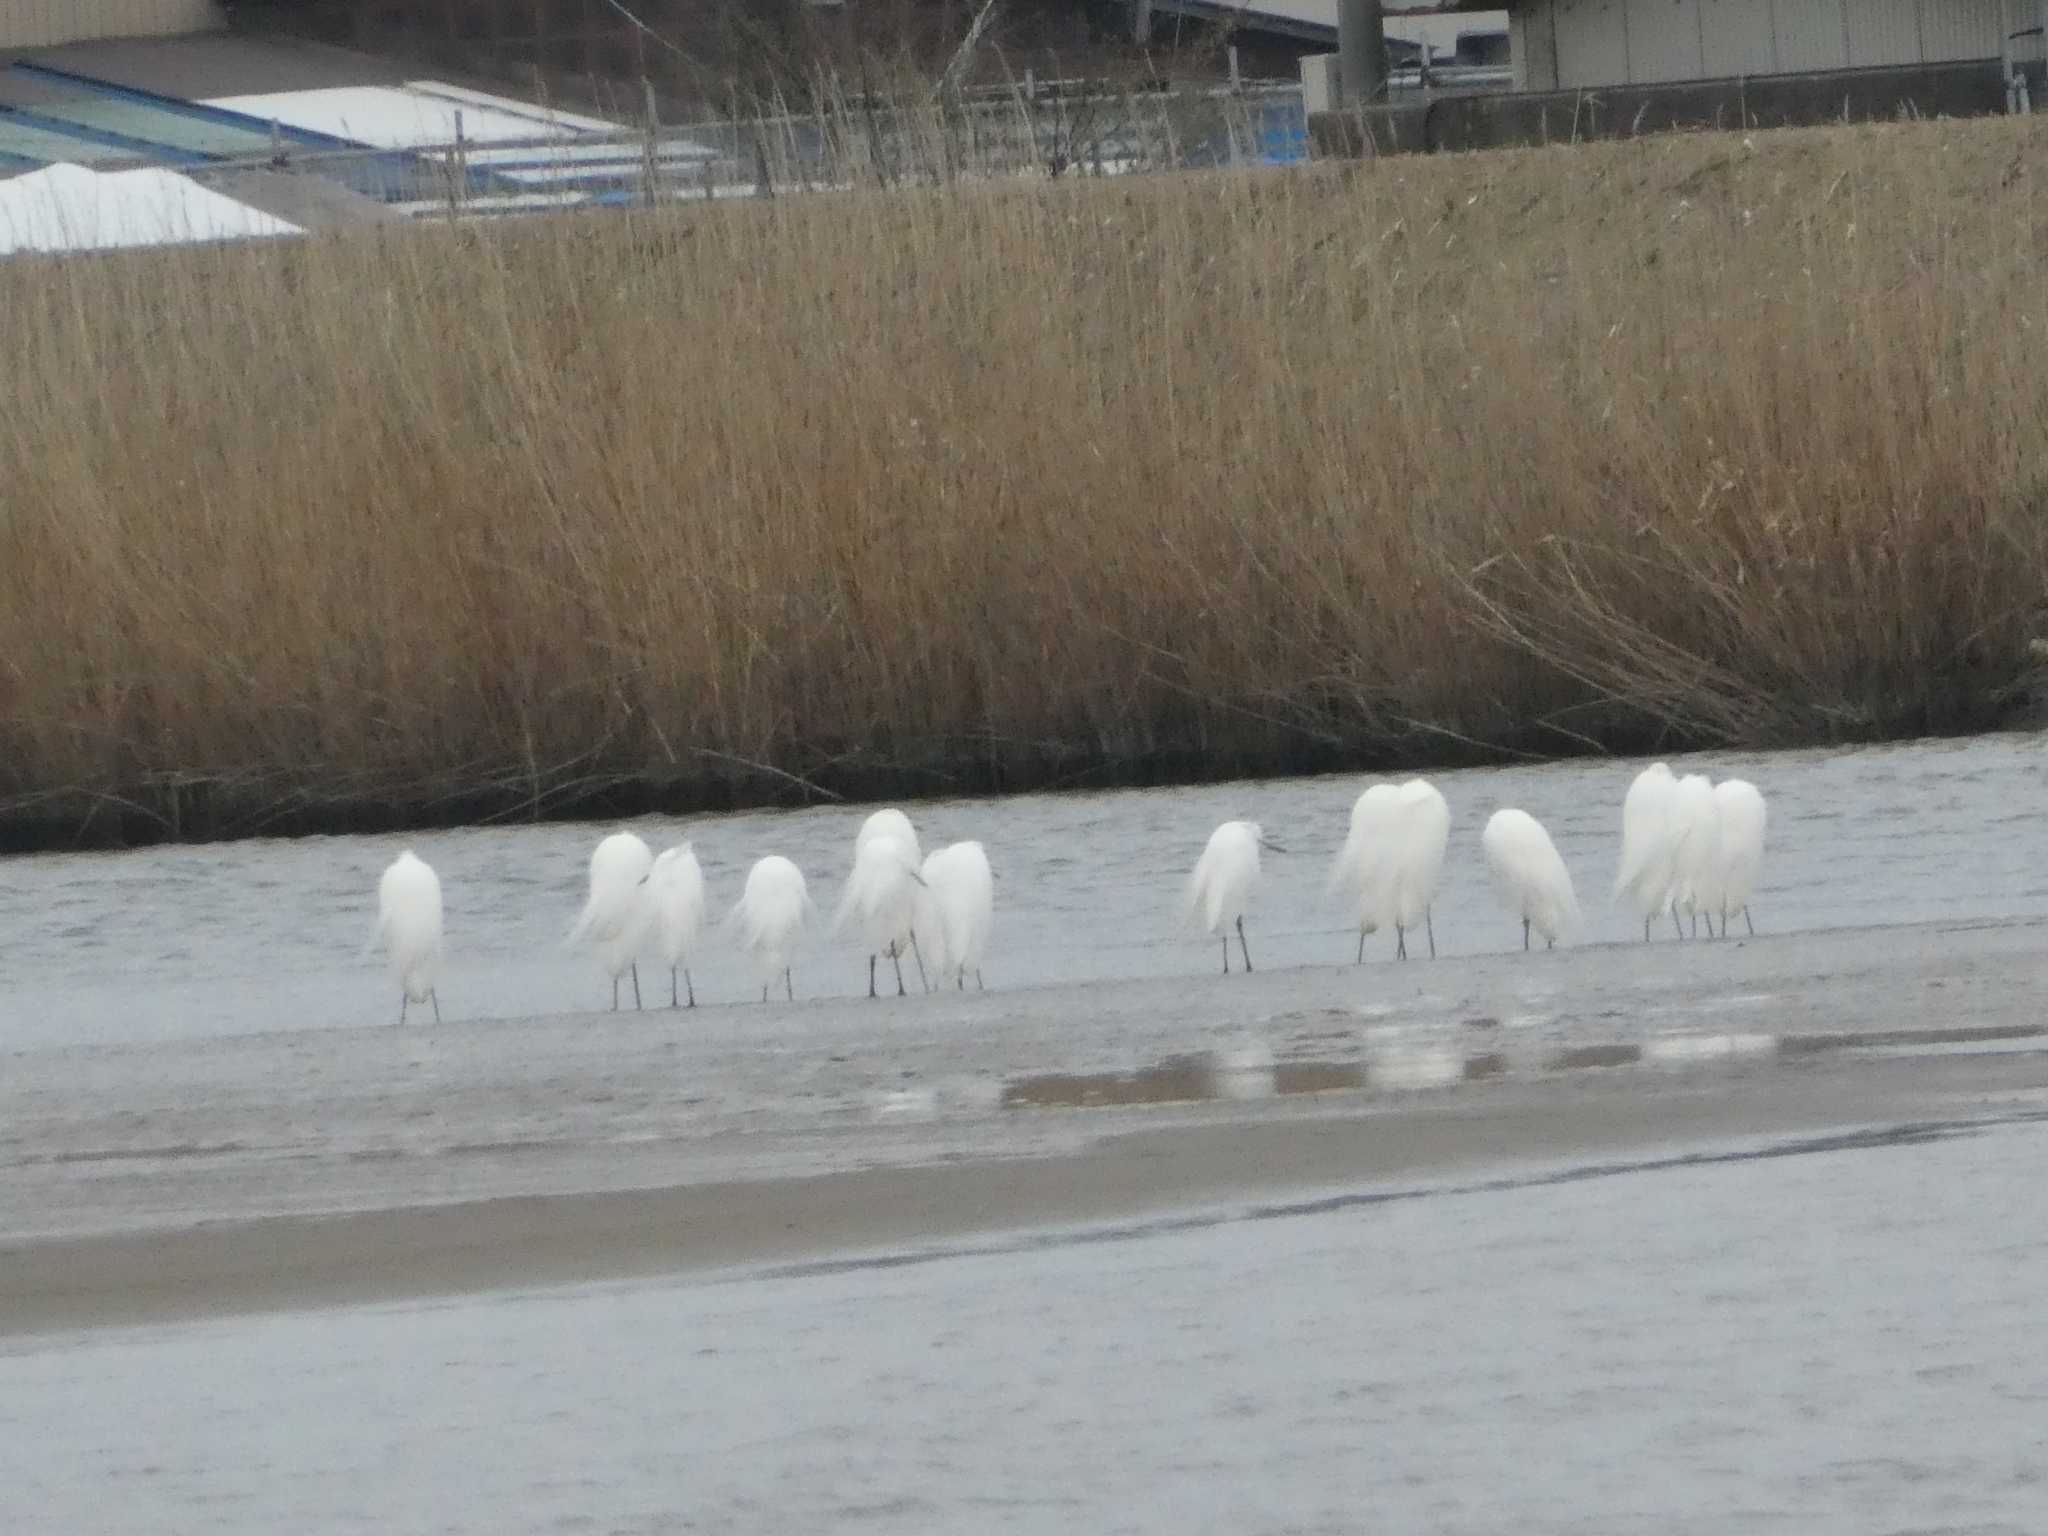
[
  {"left": 0, "top": 163, "right": 300, "bottom": 255},
  {"left": 204, "top": 84, "right": 607, "bottom": 150}
]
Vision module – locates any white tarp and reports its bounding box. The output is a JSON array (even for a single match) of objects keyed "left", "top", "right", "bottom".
[{"left": 0, "top": 162, "right": 301, "bottom": 255}]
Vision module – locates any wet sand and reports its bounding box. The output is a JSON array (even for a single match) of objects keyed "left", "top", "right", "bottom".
[{"left": 6, "top": 1043, "right": 2047, "bottom": 1337}]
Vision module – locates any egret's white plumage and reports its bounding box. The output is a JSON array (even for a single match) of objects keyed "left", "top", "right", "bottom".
[
  {"left": 918, "top": 840, "right": 994, "bottom": 991},
  {"left": 850, "top": 808, "right": 928, "bottom": 991},
  {"left": 1709, "top": 778, "right": 1768, "bottom": 936},
  {"left": 567, "top": 830, "right": 654, "bottom": 1010},
  {"left": 1613, "top": 761, "right": 1683, "bottom": 940},
  {"left": 647, "top": 841, "right": 706, "bottom": 1008},
  {"left": 1386, "top": 779, "right": 1451, "bottom": 959},
  {"left": 1481, "top": 808, "right": 1579, "bottom": 951},
  {"left": 1328, "top": 780, "right": 1450, "bottom": 961},
  {"left": 375, "top": 849, "right": 443, "bottom": 1025},
  {"left": 1668, "top": 772, "right": 1722, "bottom": 937},
  {"left": 834, "top": 831, "right": 927, "bottom": 997},
  {"left": 732, "top": 854, "right": 811, "bottom": 1002},
  {"left": 1186, "top": 819, "right": 1270, "bottom": 974},
  {"left": 1327, "top": 782, "right": 1401, "bottom": 957}
]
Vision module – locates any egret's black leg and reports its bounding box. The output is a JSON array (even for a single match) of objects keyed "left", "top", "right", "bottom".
[
  {"left": 868, "top": 954, "right": 878, "bottom": 999},
  {"left": 685, "top": 968, "right": 696, "bottom": 1008},
  {"left": 671, "top": 967, "right": 680, "bottom": 1008},
  {"left": 1426, "top": 908, "right": 1436, "bottom": 959},
  {"left": 975, "top": 969, "right": 984, "bottom": 991},
  {"left": 1396, "top": 926, "right": 1407, "bottom": 961},
  {"left": 1356, "top": 929, "right": 1365, "bottom": 965},
  {"left": 784, "top": 967, "right": 794, "bottom": 1002},
  {"left": 1221, "top": 934, "right": 1229, "bottom": 975},
  {"left": 430, "top": 989, "right": 440, "bottom": 1024},
  {"left": 1237, "top": 915, "right": 1253, "bottom": 973},
  {"left": 611, "top": 975, "right": 620, "bottom": 1011},
  {"left": 631, "top": 963, "right": 642, "bottom": 1011},
  {"left": 1743, "top": 905, "right": 1755, "bottom": 936},
  {"left": 1522, "top": 916, "right": 1531, "bottom": 951},
  {"left": 892, "top": 948, "right": 907, "bottom": 997},
  {"left": 399, "top": 995, "right": 407, "bottom": 1026},
  {"left": 909, "top": 932, "right": 929, "bottom": 993}
]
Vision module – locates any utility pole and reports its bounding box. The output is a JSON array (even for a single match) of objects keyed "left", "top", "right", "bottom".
[{"left": 1337, "top": 0, "right": 1386, "bottom": 106}]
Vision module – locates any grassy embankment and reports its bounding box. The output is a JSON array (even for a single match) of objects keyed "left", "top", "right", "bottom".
[{"left": 3, "top": 115, "right": 2046, "bottom": 847}]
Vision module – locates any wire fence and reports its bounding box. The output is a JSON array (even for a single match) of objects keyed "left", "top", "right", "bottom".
[{"left": 168, "top": 77, "right": 1315, "bottom": 223}]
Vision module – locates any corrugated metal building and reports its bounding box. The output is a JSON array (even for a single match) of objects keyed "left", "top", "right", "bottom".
[
  {"left": 1, "top": 1, "right": 224, "bottom": 48},
  {"left": 1509, "top": 0, "right": 2048, "bottom": 89}
]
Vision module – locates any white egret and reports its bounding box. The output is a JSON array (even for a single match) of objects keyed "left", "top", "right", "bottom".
[
  {"left": 1481, "top": 808, "right": 1579, "bottom": 951},
  {"left": 1186, "top": 819, "right": 1281, "bottom": 974},
  {"left": 1669, "top": 772, "right": 1722, "bottom": 937},
  {"left": 567, "top": 829, "right": 654, "bottom": 1010},
  {"left": 374, "top": 849, "right": 443, "bottom": 1025},
  {"left": 919, "top": 840, "right": 994, "bottom": 991},
  {"left": 732, "top": 854, "right": 810, "bottom": 1002},
  {"left": 1386, "top": 778, "right": 1451, "bottom": 960},
  {"left": 1613, "top": 761, "right": 1684, "bottom": 940},
  {"left": 647, "top": 841, "right": 706, "bottom": 1008},
  {"left": 852, "top": 807, "right": 928, "bottom": 991},
  {"left": 1709, "top": 778, "right": 1768, "bottom": 936},
  {"left": 1328, "top": 779, "right": 1450, "bottom": 961},
  {"left": 1327, "top": 782, "right": 1400, "bottom": 962},
  {"left": 834, "top": 831, "right": 927, "bottom": 998}
]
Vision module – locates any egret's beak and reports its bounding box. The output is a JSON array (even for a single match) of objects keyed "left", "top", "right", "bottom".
[{"left": 1260, "top": 838, "right": 1288, "bottom": 855}]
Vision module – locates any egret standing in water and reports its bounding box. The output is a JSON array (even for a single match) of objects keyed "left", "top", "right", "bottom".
[
  {"left": 1327, "top": 782, "right": 1401, "bottom": 962},
  {"left": 567, "top": 830, "right": 654, "bottom": 1010},
  {"left": 1614, "top": 761, "right": 1683, "bottom": 940},
  {"left": 1186, "top": 819, "right": 1281, "bottom": 974},
  {"left": 835, "top": 830, "right": 926, "bottom": 998},
  {"left": 1385, "top": 779, "right": 1451, "bottom": 959},
  {"left": 374, "top": 849, "right": 443, "bottom": 1024},
  {"left": 918, "top": 839, "right": 994, "bottom": 991},
  {"left": 647, "top": 840, "right": 706, "bottom": 1008},
  {"left": 1482, "top": 808, "right": 1579, "bottom": 951},
  {"left": 1709, "top": 778, "right": 1768, "bottom": 936},
  {"left": 1669, "top": 772, "right": 1722, "bottom": 937},
  {"left": 732, "top": 854, "right": 811, "bottom": 1002},
  {"left": 851, "top": 808, "right": 929, "bottom": 991},
  {"left": 1328, "top": 780, "right": 1450, "bottom": 961}
]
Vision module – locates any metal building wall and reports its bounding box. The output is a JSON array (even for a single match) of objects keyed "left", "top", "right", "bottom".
[
  {"left": 1529, "top": 0, "right": 2021, "bottom": 87},
  {"left": 0, "top": 0, "right": 223, "bottom": 47},
  {"left": 1552, "top": 0, "right": 1630, "bottom": 86},
  {"left": 1700, "top": 0, "right": 1780, "bottom": 76}
]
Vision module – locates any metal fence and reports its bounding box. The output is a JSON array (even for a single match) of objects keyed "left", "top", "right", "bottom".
[{"left": 167, "top": 78, "right": 1315, "bottom": 224}]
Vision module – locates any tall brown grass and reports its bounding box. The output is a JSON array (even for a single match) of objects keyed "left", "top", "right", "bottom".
[{"left": 4, "top": 116, "right": 2047, "bottom": 845}]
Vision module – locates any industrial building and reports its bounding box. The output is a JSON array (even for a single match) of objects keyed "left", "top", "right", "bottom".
[
  {"left": 1, "top": 1, "right": 224, "bottom": 48},
  {"left": 1505, "top": 0, "right": 2047, "bottom": 92}
]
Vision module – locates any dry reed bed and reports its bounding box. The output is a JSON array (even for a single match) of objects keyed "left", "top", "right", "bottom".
[{"left": 3, "top": 117, "right": 2046, "bottom": 843}]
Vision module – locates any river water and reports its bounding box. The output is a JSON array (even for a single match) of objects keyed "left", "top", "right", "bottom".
[
  {"left": 4, "top": 734, "right": 2048, "bottom": 1533},
  {"left": 4, "top": 1111, "right": 2045, "bottom": 1535},
  {"left": 4, "top": 734, "right": 2047, "bottom": 1049}
]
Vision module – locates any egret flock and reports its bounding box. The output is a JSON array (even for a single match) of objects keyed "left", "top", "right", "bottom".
[{"left": 370, "top": 763, "right": 1767, "bottom": 1020}]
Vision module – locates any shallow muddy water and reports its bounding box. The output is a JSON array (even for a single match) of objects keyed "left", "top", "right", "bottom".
[
  {"left": 3, "top": 734, "right": 2046, "bottom": 1050},
  {"left": 4, "top": 1110, "right": 2045, "bottom": 1535}
]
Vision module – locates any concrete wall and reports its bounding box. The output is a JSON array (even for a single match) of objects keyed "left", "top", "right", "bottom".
[
  {"left": 0, "top": 0, "right": 224, "bottom": 47},
  {"left": 1309, "top": 56, "right": 2021, "bottom": 155},
  {"left": 1514, "top": 0, "right": 2037, "bottom": 91}
]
